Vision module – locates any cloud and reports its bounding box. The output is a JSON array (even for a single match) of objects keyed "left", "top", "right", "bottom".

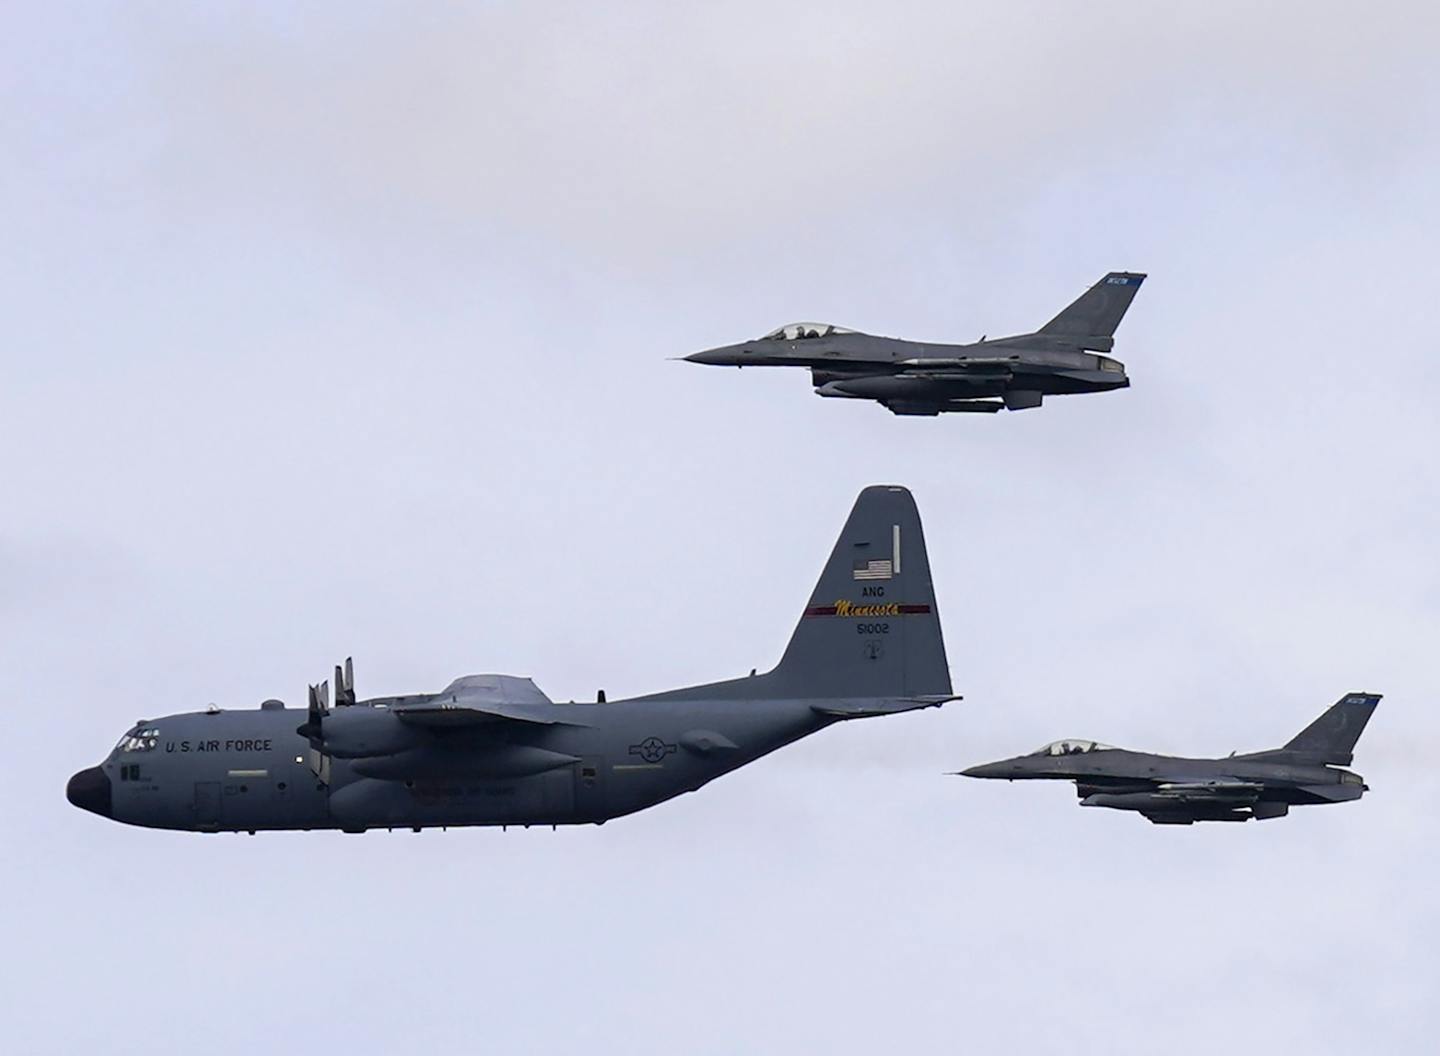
[{"left": 69, "top": 2, "right": 1430, "bottom": 259}]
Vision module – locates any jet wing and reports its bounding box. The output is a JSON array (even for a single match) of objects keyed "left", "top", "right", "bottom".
[
  {"left": 896, "top": 356, "right": 1017, "bottom": 375},
  {"left": 393, "top": 674, "right": 589, "bottom": 728},
  {"left": 1152, "top": 780, "right": 1266, "bottom": 803}
]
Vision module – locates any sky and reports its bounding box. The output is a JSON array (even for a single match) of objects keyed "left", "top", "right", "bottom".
[{"left": 4, "top": 2, "right": 1438, "bottom": 1052}]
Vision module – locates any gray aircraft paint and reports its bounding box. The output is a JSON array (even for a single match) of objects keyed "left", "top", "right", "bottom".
[
  {"left": 685, "top": 271, "right": 1145, "bottom": 415},
  {"left": 959, "top": 693, "right": 1379, "bottom": 824},
  {"left": 66, "top": 485, "right": 955, "bottom": 834}
]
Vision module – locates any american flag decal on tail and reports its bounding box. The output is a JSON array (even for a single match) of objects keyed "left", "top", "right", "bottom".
[
  {"left": 852, "top": 559, "right": 893, "bottom": 581},
  {"left": 852, "top": 524, "right": 902, "bottom": 581}
]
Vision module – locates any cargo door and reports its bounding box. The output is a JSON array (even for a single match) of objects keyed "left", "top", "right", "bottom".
[
  {"left": 224, "top": 771, "right": 271, "bottom": 831},
  {"left": 539, "top": 767, "right": 575, "bottom": 819},
  {"left": 194, "top": 781, "right": 221, "bottom": 830},
  {"left": 574, "top": 756, "right": 606, "bottom": 823}
]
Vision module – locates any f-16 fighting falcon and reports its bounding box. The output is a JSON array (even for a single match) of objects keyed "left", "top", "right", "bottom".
[
  {"left": 67, "top": 487, "right": 955, "bottom": 834},
  {"left": 685, "top": 271, "right": 1145, "bottom": 415},
  {"left": 959, "top": 693, "right": 1379, "bottom": 824}
]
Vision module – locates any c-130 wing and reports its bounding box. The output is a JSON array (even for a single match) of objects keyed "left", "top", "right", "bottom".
[{"left": 393, "top": 674, "right": 590, "bottom": 728}]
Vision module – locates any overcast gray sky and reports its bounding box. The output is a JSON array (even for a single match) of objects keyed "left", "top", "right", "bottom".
[{"left": 5, "top": 3, "right": 1439, "bottom": 1052}]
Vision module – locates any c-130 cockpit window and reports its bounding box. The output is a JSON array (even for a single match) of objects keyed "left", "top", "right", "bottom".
[
  {"left": 116, "top": 727, "right": 160, "bottom": 753},
  {"left": 761, "top": 322, "right": 856, "bottom": 341}
]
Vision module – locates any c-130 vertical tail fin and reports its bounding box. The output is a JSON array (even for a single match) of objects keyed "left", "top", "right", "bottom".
[
  {"left": 642, "top": 486, "right": 953, "bottom": 708},
  {"left": 765, "top": 485, "right": 952, "bottom": 703}
]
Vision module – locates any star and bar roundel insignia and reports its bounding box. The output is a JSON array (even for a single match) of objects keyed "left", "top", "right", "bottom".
[{"left": 629, "top": 736, "right": 678, "bottom": 764}]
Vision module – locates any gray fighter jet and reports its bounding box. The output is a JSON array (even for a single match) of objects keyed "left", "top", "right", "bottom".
[
  {"left": 685, "top": 271, "right": 1145, "bottom": 415},
  {"left": 67, "top": 486, "right": 955, "bottom": 834},
  {"left": 959, "top": 693, "right": 1379, "bottom": 824}
]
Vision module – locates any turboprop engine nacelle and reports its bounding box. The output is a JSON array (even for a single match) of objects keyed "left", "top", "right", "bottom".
[
  {"left": 320, "top": 707, "right": 427, "bottom": 759},
  {"left": 352, "top": 743, "right": 581, "bottom": 781}
]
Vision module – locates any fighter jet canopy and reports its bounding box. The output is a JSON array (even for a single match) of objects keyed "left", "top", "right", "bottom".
[
  {"left": 761, "top": 322, "right": 856, "bottom": 341},
  {"left": 1028, "top": 739, "right": 1116, "bottom": 757}
]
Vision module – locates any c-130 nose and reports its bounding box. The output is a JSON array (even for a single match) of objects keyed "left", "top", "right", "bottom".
[{"left": 66, "top": 766, "right": 112, "bottom": 817}]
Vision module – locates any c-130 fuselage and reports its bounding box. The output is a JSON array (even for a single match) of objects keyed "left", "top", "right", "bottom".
[{"left": 66, "top": 487, "right": 955, "bottom": 834}]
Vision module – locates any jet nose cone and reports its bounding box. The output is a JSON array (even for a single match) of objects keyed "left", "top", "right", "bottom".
[
  {"left": 684, "top": 345, "right": 744, "bottom": 366},
  {"left": 66, "top": 766, "right": 112, "bottom": 817},
  {"left": 959, "top": 761, "right": 1013, "bottom": 779}
]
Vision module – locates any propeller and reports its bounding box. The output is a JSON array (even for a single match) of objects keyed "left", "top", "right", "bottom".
[
  {"left": 296, "top": 657, "right": 357, "bottom": 749},
  {"left": 335, "top": 656, "right": 356, "bottom": 707},
  {"left": 296, "top": 678, "right": 330, "bottom": 749}
]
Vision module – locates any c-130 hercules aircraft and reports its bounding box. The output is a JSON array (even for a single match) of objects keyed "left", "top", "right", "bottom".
[
  {"left": 67, "top": 486, "right": 955, "bottom": 834},
  {"left": 685, "top": 271, "right": 1145, "bottom": 415}
]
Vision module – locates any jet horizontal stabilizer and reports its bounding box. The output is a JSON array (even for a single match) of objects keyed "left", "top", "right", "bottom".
[
  {"left": 1051, "top": 369, "right": 1126, "bottom": 384},
  {"left": 1297, "top": 782, "right": 1367, "bottom": 802}
]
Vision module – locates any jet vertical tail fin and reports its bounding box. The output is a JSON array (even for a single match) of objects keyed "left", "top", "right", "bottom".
[
  {"left": 1280, "top": 693, "right": 1381, "bottom": 765},
  {"left": 765, "top": 485, "right": 951, "bottom": 701},
  {"left": 1036, "top": 272, "right": 1145, "bottom": 351}
]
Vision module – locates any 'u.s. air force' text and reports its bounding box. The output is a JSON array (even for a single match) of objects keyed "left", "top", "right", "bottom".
[{"left": 166, "top": 739, "right": 274, "bottom": 753}]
